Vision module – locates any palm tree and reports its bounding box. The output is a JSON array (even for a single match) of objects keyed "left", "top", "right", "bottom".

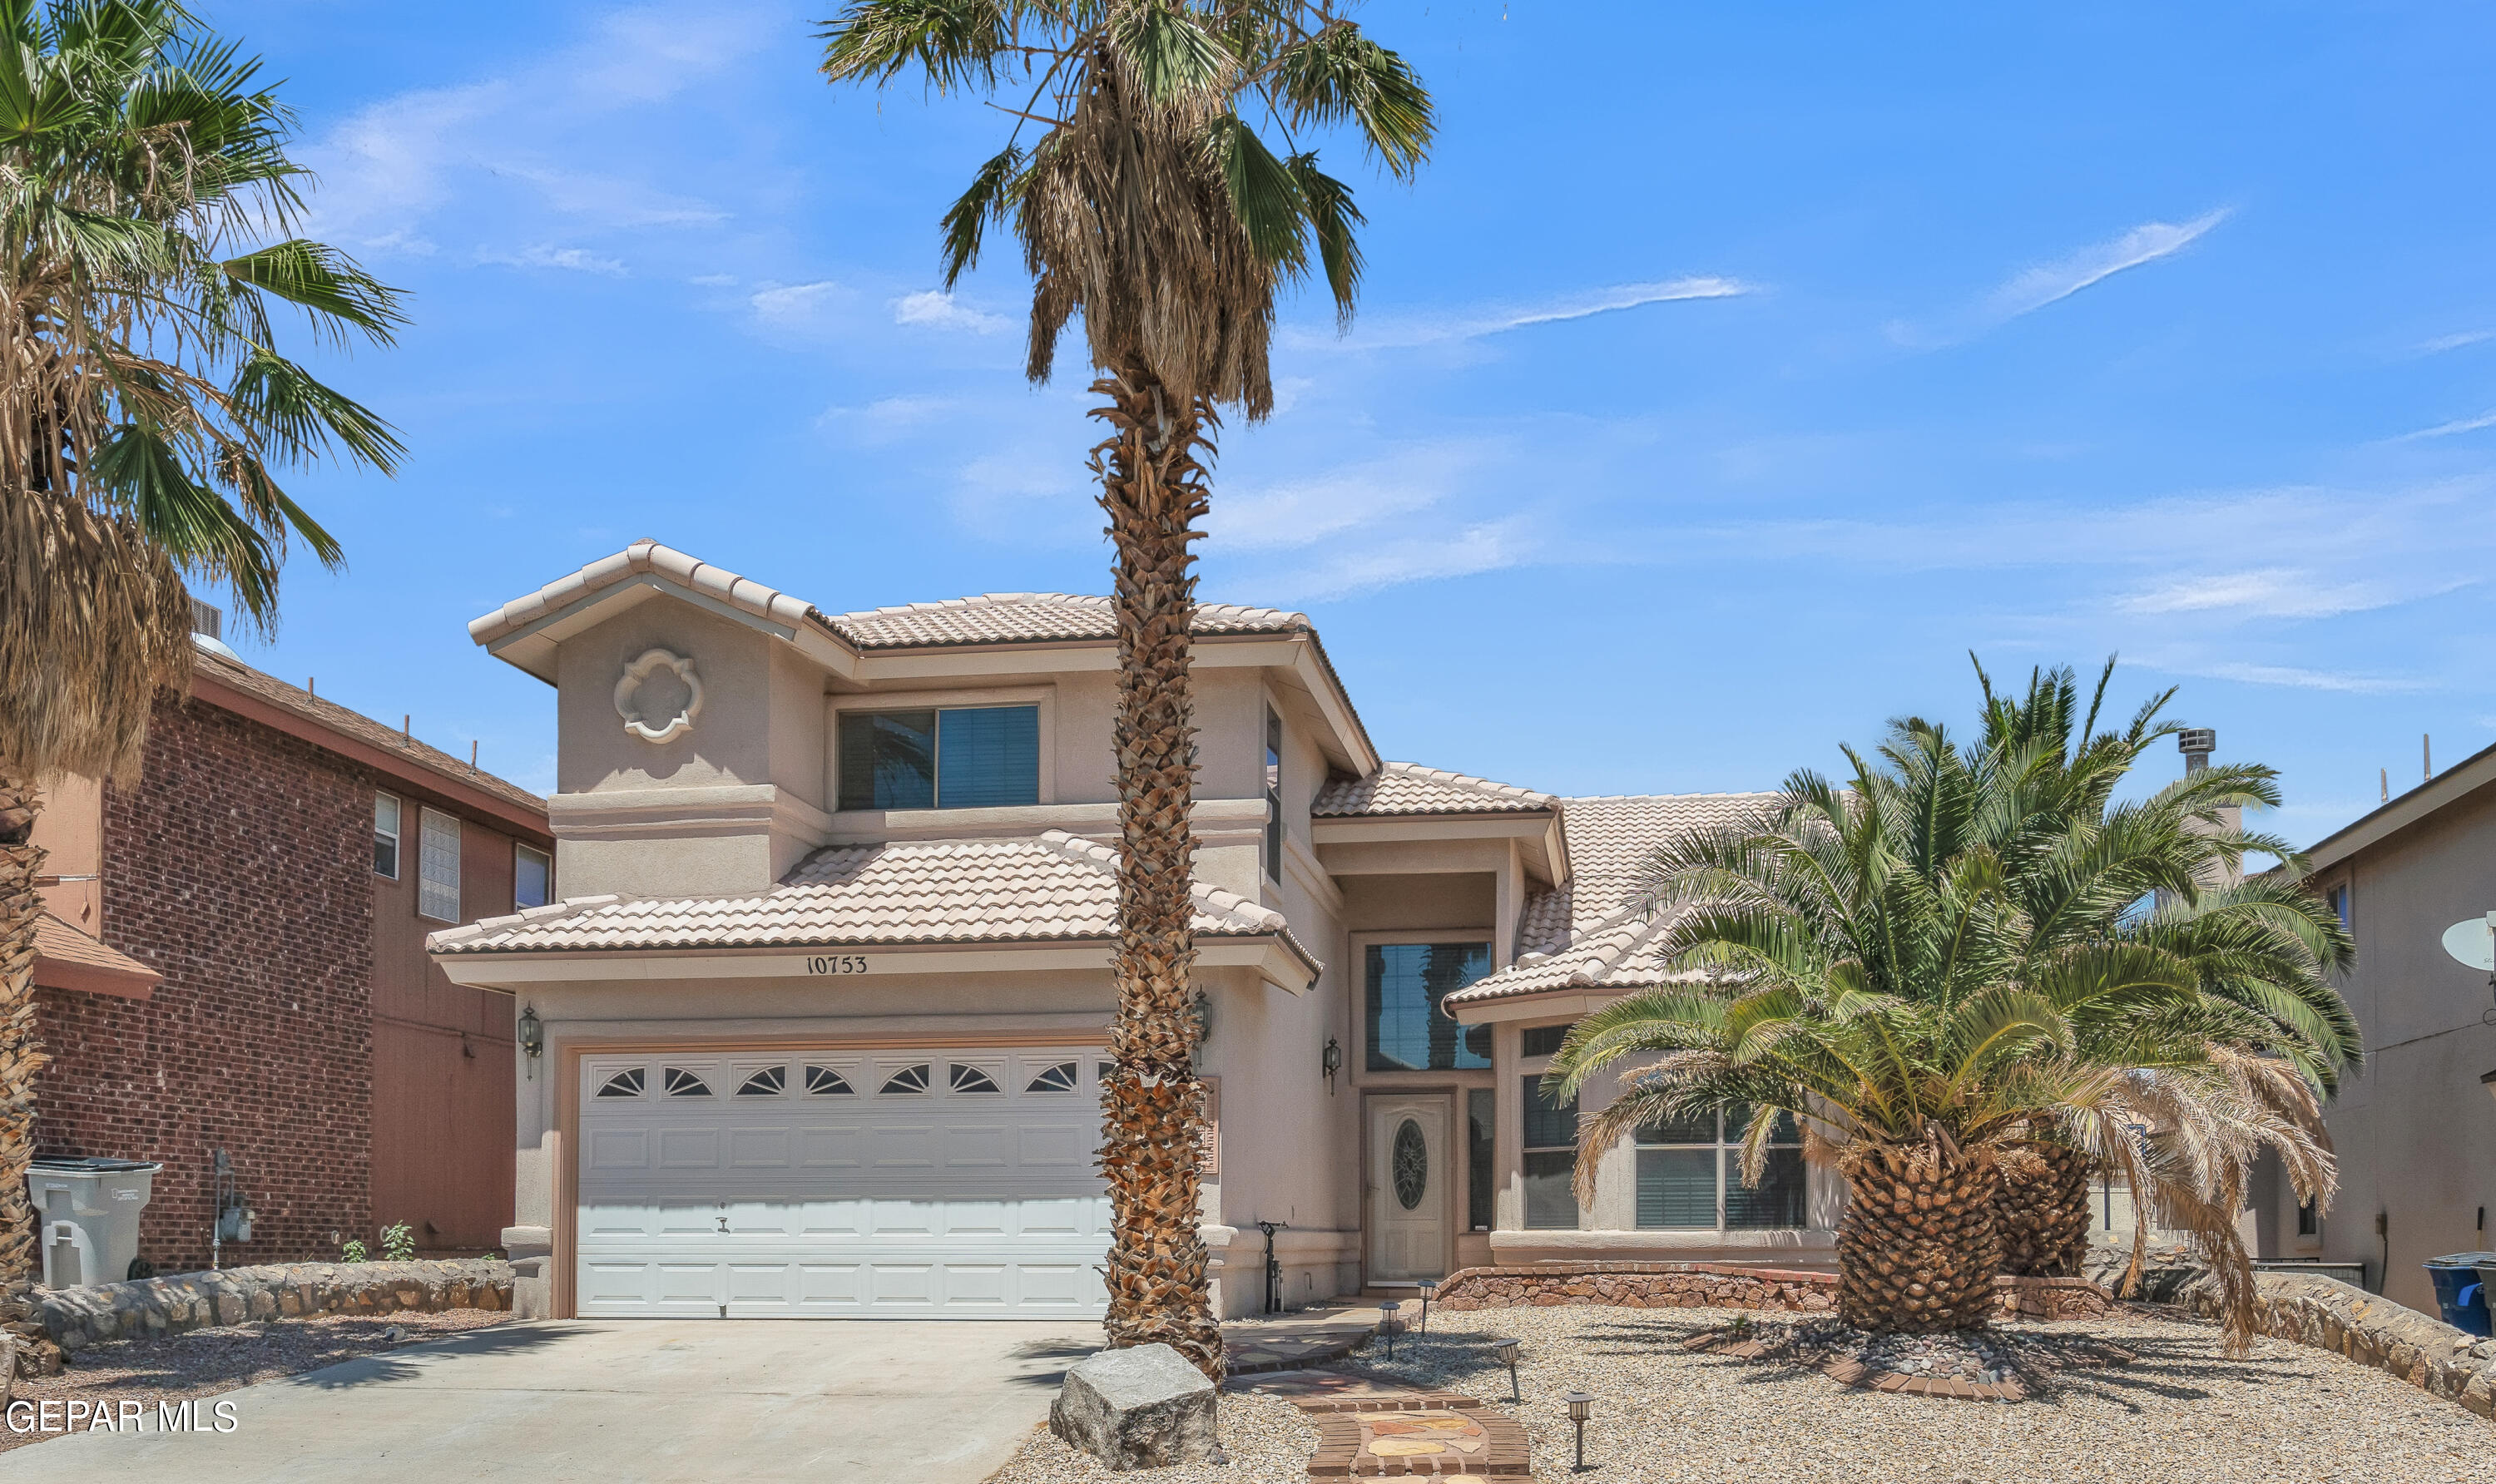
[
  {"left": 1938, "top": 660, "right": 2358, "bottom": 1280},
  {"left": 819, "top": 3, "right": 1431, "bottom": 1375},
  {"left": 0, "top": 0, "right": 403, "bottom": 1365},
  {"left": 1549, "top": 708, "right": 2348, "bottom": 1351}
]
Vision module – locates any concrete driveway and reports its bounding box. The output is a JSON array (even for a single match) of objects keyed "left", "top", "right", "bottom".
[{"left": 0, "top": 1319, "right": 1102, "bottom": 1483}]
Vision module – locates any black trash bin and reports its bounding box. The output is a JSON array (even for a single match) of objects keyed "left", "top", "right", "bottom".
[{"left": 2422, "top": 1253, "right": 2496, "bottom": 1336}]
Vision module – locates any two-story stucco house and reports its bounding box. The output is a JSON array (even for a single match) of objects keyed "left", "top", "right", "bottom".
[{"left": 428, "top": 541, "right": 1839, "bottom": 1323}]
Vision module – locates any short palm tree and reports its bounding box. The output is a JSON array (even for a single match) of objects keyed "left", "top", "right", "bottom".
[
  {"left": 1550, "top": 694, "right": 2350, "bottom": 1351},
  {"left": 1937, "top": 660, "right": 2358, "bottom": 1279},
  {"left": 0, "top": 0, "right": 402, "bottom": 1363},
  {"left": 819, "top": 2, "right": 1431, "bottom": 1375}
]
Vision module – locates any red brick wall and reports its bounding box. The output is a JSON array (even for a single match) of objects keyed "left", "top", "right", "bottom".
[{"left": 34, "top": 695, "right": 375, "bottom": 1274}]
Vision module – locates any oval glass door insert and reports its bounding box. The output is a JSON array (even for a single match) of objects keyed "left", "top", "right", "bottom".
[{"left": 1392, "top": 1119, "right": 1429, "bottom": 1209}]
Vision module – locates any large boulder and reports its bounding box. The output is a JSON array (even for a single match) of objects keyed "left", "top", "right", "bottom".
[{"left": 1048, "top": 1343, "right": 1217, "bottom": 1471}]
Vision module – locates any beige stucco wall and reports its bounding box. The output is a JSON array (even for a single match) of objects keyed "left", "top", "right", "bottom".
[{"left": 2281, "top": 779, "right": 2496, "bottom": 1313}]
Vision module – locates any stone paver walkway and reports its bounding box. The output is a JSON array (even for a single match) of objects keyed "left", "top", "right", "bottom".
[
  {"left": 1236, "top": 1370, "right": 1529, "bottom": 1477},
  {"left": 1224, "top": 1306, "right": 1385, "bottom": 1376}
]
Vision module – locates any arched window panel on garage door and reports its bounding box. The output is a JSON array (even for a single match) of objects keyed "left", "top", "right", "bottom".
[
  {"left": 879, "top": 1063, "right": 932, "bottom": 1096},
  {"left": 1024, "top": 1061, "right": 1081, "bottom": 1094},
  {"left": 804, "top": 1065, "right": 856, "bottom": 1096},
  {"left": 948, "top": 1063, "right": 1003, "bottom": 1094},
  {"left": 735, "top": 1066, "right": 788, "bottom": 1097},
  {"left": 594, "top": 1066, "right": 646, "bottom": 1100},
  {"left": 662, "top": 1067, "right": 713, "bottom": 1097}
]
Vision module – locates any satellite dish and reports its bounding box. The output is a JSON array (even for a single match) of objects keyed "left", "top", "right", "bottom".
[{"left": 2443, "top": 916, "right": 2496, "bottom": 973}]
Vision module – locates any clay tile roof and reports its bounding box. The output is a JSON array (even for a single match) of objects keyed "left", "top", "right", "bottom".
[
  {"left": 191, "top": 645, "right": 547, "bottom": 819},
  {"left": 1447, "top": 791, "right": 1780, "bottom": 1008},
  {"left": 429, "top": 831, "right": 1320, "bottom": 973},
  {"left": 1310, "top": 762, "right": 1557, "bottom": 818},
  {"left": 32, "top": 912, "right": 160, "bottom": 996},
  {"left": 468, "top": 538, "right": 831, "bottom": 648},
  {"left": 824, "top": 592, "right": 1309, "bottom": 650}
]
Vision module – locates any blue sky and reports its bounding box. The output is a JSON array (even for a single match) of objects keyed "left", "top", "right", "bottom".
[{"left": 205, "top": 1, "right": 2496, "bottom": 846}]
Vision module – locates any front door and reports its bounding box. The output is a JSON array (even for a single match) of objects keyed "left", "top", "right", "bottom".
[{"left": 1366, "top": 1096, "right": 1449, "bottom": 1284}]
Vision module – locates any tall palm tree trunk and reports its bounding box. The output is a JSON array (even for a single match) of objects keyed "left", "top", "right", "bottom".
[
  {"left": 0, "top": 776, "right": 55, "bottom": 1374},
  {"left": 1092, "top": 369, "right": 1222, "bottom": 1378},
  {"left": 1836, "top": 1135, "right": 2003, "bottom": 1333},
  {"left": 1995, "top": 1140, "right": 2095, "bottom": 1279}
]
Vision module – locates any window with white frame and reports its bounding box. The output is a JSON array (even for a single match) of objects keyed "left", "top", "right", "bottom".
[
  {"left": 1636, "top": 1105, "right": 1806, "bottom": 1230},
  {"left": 418, "top": 807, "right": 462, "bottom": 922},
  {"left": 373, "top": 793, "right": 401, "bottom": 878},
  {"left": 513, "top": 843, "right": 552, "bottom": 909}
]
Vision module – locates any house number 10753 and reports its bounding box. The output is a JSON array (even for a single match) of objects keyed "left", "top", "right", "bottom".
[{"left": 805, "top": 955, "right": 870, "bottom": 976}]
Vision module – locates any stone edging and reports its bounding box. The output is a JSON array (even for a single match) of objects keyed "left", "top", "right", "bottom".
[
  {"left": 37, "top": 1259, "right": 514, "bottom": 1354},
  {"left": 2086, "top": 1245, "right": 2496, "bottom": 1421},
  {"left": 1434, "top": 1263, "right": 2110, "bottom": 1324}
]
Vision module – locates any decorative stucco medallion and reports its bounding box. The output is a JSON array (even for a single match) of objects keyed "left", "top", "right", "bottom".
[{"left": 614, "top": 648, "right": 704, "bottom": 744}]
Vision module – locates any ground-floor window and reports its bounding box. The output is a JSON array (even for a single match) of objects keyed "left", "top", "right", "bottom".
[
  {"left": 1466, "top": 1089, "right": 1494, "bottom": 1231},
  {"left": 1636, "top": 1105, "right": 1805, "bottom": 1229},
  {"left": 1523, "top": 1076, "right": 1580, "bottom": 1229}
]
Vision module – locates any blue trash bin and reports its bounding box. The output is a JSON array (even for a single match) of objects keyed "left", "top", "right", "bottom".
[{"left": 2423, "top": 1253, "right": 2496, "bottom": 1336}]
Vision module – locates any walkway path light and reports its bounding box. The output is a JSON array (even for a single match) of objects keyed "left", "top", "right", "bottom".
[
  {"left": 1418, "top": 1279, "right": 1437, "bottom": 1333},
  {"left": 1379, "top": 1299, "right": 1402, "bottom": 1360},
  {"left": 1562, "top": 1392, "right": 1594, "bottom": 1471},
  {"left": 1493, "top": 1338, "right": 1521, "bottom": 1402}
]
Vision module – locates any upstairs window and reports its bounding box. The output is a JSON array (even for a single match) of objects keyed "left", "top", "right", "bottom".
[
  {"left": 838, "top": 705, "right": 1039, "bottom": 810},
  {"left": 514, "top": 843, "right": 552, "bottom": 909},
  {"left": 374, "top": 794, "right": 402, "bottom": 879},
  {"left": 418, "top": 807, "right": 462, "bottom": 922},
  {"left": 1263, "top": 708, "right": 1284, "bottom": 882},
  {"left": 2325, "top": 883, "right": 2351, "bottom": 932},
  {"left": 1365, "top": 943, "right": 1493, "bottom": 1071}
]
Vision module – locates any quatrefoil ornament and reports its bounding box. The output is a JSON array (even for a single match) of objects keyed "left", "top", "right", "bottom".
[{"left": 614, "top": 649, "right": 704, "bottom": 744}]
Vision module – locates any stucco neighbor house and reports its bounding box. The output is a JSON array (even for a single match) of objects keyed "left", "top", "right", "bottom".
[
  {"left": 2250, "top": 737, "right": 2496, "bottom": 1315},
  {"left": 429, "top": 540, "right": 1840, "bottom": 1323}
]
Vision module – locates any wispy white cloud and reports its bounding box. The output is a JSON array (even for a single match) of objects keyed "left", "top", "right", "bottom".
[
  {"left": 688, "top": 273, "right": 738, "bottom": 286},
  {"left": 750, "top": 279, "right": 849, "bottom": 322},
  {"left": 477, "top": 244, "right": 626, "bottom": 275},
  {"left": 2417, "top": 329, "right": 2496, "bottom": 355},
  {"left": 1260, "top": 516, "right": 1542, "bottom": 600},
  {"left": 1304, "top": 277, "right": 1751, "bottom": 352},
  {"left": 893, "top": 290, "right": 1010, "bottom": 334},
  {"left": 1983, "top": 210, "right": 2230, "bottom": 320},
  {"left": 815, "top": 393, "right": 958, "bottom": 445},
  {"left": 298, "top": 5, "right": 770, "bottom": 257},
  {"left": 1208, "top": 444, "right": 1491, "bottom": 552},
  {"left": 2397, "top": 408, "right": 2496, "bottom": 440},
  {"left": 2160, "top": 660, "right": 2427, "bottom": 695},
  {"left": 2114, "top": 567, "right": 2428, "bottom": 621}
]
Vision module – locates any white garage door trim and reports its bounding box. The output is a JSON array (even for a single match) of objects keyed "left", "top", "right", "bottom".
[{"left": 576, "top": 1046, "right": 1109, "bottom": 1319}]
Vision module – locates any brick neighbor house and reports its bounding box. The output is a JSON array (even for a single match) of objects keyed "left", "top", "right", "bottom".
[{"left": 26, "top": 616, "right": 551, "bottom": 1276}]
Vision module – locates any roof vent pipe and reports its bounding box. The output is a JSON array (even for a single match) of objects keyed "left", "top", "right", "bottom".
[{"left": 2177, "top": 728, "right": 2216, "bottom": 775}]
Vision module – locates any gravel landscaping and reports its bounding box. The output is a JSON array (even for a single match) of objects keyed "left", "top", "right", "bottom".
[
  {"left": 1701, "top": 1313, "right": 2137, "bottom": 1389},
  {"left": 988, "top": 1390, "right": 1316, "bottom": 1484},
  {"left": 0, "top": 1308, "right": 512, "bottom": 1452},
  {"left": 1359, "top": 1305, "right": 2496, "bottom": 1482}
]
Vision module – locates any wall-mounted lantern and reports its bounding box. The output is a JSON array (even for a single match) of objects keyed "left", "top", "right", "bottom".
[
  {"left": 518, "top": 1004, "right": 543, "bottom": 1079},
  {"left": 1320, "top": 1036, "right": 1342, "bottom": 1095}
]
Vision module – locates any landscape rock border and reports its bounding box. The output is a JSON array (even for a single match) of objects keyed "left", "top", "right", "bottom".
[
  {"left": 34, "top": 1259, "right": 513, "bottom": 1354},
  {"left": 1434, "top": 1263, "right": 2108, "bottom": 1323},
  {"left": 2090, "top": 1242, "right": 2496, "bottom": 1420}
]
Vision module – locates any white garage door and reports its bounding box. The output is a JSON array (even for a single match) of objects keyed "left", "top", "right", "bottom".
[{"left": 576, "top": 1047, "right": 1110, "bottom": 1319}]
